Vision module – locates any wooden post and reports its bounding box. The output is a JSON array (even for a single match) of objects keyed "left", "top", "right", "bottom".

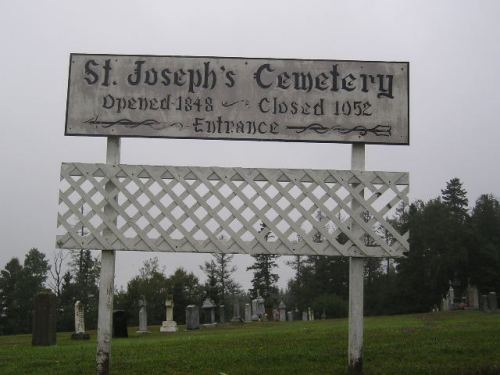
[
  {"left": 96, "top": 137, "right": 120, "bottom": 375},
  {"left": 348, "top": 143, "right": 365, "bottom": 374}
]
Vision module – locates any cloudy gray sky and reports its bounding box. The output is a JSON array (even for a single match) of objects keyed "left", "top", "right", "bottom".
[{"left": 1, "top": 0, "right": 499, "bottom": 290}]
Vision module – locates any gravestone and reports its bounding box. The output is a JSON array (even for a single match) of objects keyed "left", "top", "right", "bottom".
[
  {"left": 160, "top": 299, "right": 177, "bottom": 332},
  {"left": 256, "top": 295, "right": 265, "bottom": 319},
  {"left": 219, "top": 305, "right": 225, "bottom": 324},
  {"left": 71, "top": 300, "right": 90, "bottom": 340},
  {"left": 287, "top": 311, "right": 293, "bottom": 321},
  {"left": 112, "top": 310, "right": 128, "bottom": 338},
  {"left": 251, "top": 299, "right": 259, "bottom": 321},
  {"left": 278, "top": 301, "right": 286, "bottom": 322},
  {"left": 244, "top": 303, "right": 251, "bottom": 322},
  {"left": 441, "top": 297, "right": 449, "bottom": 312},
  {"left": 186, "top": 305, "right": 200, "bottom": 330},
  {"left": 302, "top": 311, "right": 308, "bottom": 321},
  {"left": 488, "top": 292, "right": 498, "bottom": 311},
  {"left": 32, "top": 290, "right": 57, "bottom": 346},
  {"left": 466, "top": 285, "right": 479, "bottom": 309},
  {"left": 447, "top": 282, "right": 455, "bottom": 310},
  {"left": 201, "top": 298, "right": 216, "bottom": 325},
  {"left": 294, "top": 308, "right": 301, "bottom": 321},
  {"left": 136, "top": 297, "right": 150, "bottom": 334},
  {"left": 308, "top": 307, "right": 314, "bottom": 321},
  {"left": 480, "top": 295, "right": 488, "bottom": 311},
  {"left": 231, "top": 301, "right": 242, "bottom": 323},
  {"left": 272, "top": 309, "right": 280, "bottom": 321}
]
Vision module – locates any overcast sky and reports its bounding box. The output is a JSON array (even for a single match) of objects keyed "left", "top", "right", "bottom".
[{"left": 1, "top": 0, "right": 499, "bottom": 291}]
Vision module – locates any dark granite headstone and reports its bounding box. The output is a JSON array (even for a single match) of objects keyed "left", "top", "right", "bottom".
[
  {"left": 32, "top": 290, "right": 57, "bottom": 346},
  {"left": 185, "top": 305, "right": 200, "bottom": 330},
  {"left": 113, "top": 310, "right": 128, "bottom": 338}
]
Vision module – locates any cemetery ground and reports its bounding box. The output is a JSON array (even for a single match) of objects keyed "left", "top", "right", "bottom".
[{"left": 1, "top": 311, "right": 499, "bottom": 375}]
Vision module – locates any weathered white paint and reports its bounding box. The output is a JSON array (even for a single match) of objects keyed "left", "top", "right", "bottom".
[
  {"left": 96, "top": 137, "right": 120, "bottom": 375},
  {"left": 56, "top": 163, "right": 409, "bottom": 257},
  {"left": 66, "top": 54, "right": 409, "bottom": 145},
  {"left": 348, "top": 143, "right": 365, "bottom": 373}
]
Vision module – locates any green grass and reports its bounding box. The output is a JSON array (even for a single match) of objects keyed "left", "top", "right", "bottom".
[{"left": 0, "top": 311, "right": 499, "bottom": 374}]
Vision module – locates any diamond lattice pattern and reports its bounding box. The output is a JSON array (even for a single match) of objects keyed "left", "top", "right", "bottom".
[{"left": 57, "top": 163, "right": 409, "bottom": 257}]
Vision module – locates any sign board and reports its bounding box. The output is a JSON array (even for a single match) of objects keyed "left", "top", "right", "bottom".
[{"left": 66, "top": 54, "right": 409, "bottom": 145}]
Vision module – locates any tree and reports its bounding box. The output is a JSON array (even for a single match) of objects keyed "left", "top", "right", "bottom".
[
  {"left": 123, "top": 257, "right": 170, "bottom": 325},
  {"left": 168, "top": 267, "right": 202, "bottom": 324},
  {"left": 56, "top": 250, "right": 100, "bottom": 331},
  {"left": 247, "top": 254, "right": 279, "bottom": 305},
  {"left": 47, "top": 250, "right": 67, "bottom": 297},
  {"left": 199, "top": 259, "right": 219, "bottom": 304},
  {"left": 18, "top": 248, "right": 50, "bottom": 332},
  {"left": 0, "top": 258, "right": 23, "bottom": 334},
  {"left": 0, "top": 249, "right": 50, "bottom": 334},
  {"left": 469, "top": 194, "right": 500, "bottom": 293},
  {"left": 441, "top": 177, "right": 469, "bottom": 221},
  {"left": 200, "top": 252, "right": 241, "bottom": 306}
]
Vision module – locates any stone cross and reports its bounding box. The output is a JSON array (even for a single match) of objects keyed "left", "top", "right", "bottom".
[
  {"left": 256, "top": 295, "right": 265, "bottom": 319},
  {"left": 160, "top": 299, "right": 178, "bottom": 333},
  {"left": 165, "top": 299, "right": 174, "bottom": 321}
]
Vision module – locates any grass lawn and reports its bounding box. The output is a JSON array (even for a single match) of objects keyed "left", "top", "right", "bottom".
[{"left": 0, "top": 311, "right": 499, "bottom": 374}]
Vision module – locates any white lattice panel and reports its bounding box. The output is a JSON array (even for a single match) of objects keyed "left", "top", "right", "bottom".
[{"left": 56, "top": 163, "right": 409, "bottom": 257}]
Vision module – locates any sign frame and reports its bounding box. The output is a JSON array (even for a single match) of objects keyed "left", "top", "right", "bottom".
[{"left": 65, "top": 53, "right": 410, "bottom": 145}]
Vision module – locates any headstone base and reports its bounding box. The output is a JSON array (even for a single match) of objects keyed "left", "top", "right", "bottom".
[
  {"left": 136, "top": 330, "right": 151, "bottom": 334},
  {"left": 71, "top": 332, "right": 90, "bottom": 340},
  {"left": 202, "top": 323, "right": 217, "bottom": 328},
  {"left": 160, "top": 321, "right": 177, "bottom": 333}
]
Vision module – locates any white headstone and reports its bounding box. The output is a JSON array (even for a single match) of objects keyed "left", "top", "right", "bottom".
[
  {"left": 136, "top": 297, "right": 150, "bottom": 334},
  {"left": 278, "top": 301, "right": 286, "bottom": 322},
  {"left": 160, "top": 299, "right": 177, "bottom": 333},
  {"left": 74, "top": 300, "right": 85, "bottom": 334}
]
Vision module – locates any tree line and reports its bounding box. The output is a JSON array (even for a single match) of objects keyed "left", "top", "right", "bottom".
[{"left": 1, "top": 178, "right": 499, "bottom": 334}]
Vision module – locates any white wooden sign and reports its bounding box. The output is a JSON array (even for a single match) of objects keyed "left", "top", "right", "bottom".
[
  {"left": 56, "top": 162, "right": 409, "bottom": 257},
  {"left": 66, "top": 54, "right": 409, "bottom": 145}
]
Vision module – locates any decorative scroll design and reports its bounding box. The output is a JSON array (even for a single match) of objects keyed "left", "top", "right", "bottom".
[
  {"left": 83, "top": 116, "right": 183, "bottom": 130},
  {"left": 221, "top": 100, "right": 250, "bottom": 108},
  {"left": 57, "top": 163, "right": 409, "bottom": 257},
  {"left": 287, "top": 124, "right": 392, "bottom": 137}
]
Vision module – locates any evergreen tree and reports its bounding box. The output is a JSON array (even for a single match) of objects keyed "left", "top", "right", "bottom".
[
  {"left": 0, "top": 258, "right": 23, "bottom": 334},
  {"left": 441, "top": 177, "right": 469, "bottom": 221},
  {"left": 0, "top": 249, "right": 49, "bottom": 334},
  {"left": 168, "top": 267, "right": 202, "bottom": 324},
  {"left": 247, "top": 253, "right": 279, "bottom": 304},
  {"left": 469, "top": 194, "right": 500, "bottom": 293},
  {"left": 245, "top": 222, "right": 280, "bottom": 306},
  {"left": 200, "top": 259, "right": 219, "bottom": 303}
]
